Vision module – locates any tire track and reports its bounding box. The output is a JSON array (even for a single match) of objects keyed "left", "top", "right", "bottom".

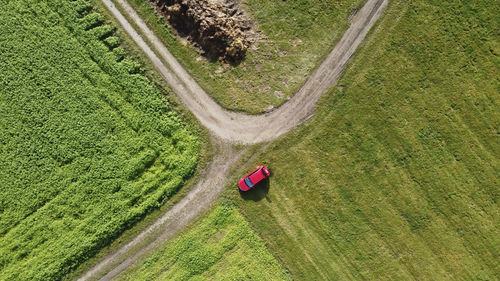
[{"left": 77, "top": 0, "right": 387, "bottom": 279}]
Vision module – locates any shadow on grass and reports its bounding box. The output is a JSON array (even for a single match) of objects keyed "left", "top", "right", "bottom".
[
  {"left": 239, "top": 178, "right": 271, "bottom": 202},
  {"left": 203, "top": 53, "right": 245, "bottom": 67}
]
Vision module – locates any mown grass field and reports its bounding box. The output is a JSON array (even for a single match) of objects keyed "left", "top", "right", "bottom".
[
  {"left": 117, "top": 204, "right": 291, "bottom": 281},
  {"left": 0, "top": 0, "right": 199, "bottom": 280},
  {"left": 227, "top": 0, "right": 499, "bottom": 280},
  {"left": 124, "top": 0, "right": 365, "bottom": 113}
]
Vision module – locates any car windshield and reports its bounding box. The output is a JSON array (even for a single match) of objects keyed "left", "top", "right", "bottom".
[{"left": 244, "top": 177, "right": 254, "bottom": 188}]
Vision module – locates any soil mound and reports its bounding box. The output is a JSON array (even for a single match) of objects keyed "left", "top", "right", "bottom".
[{"left": 149, "top": 0, "right": 255, "bottom": 62}]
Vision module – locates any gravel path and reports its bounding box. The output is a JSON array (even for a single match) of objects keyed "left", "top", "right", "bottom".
[{"left": 77, "top": 0, "right": 387, "bottom": 279}]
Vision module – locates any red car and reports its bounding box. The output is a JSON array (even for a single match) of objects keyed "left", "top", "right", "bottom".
[{"left": 238, "top": 165, "right": 270, "bottom": 191}]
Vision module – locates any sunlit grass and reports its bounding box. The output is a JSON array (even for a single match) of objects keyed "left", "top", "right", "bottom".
[
  {"left": 117, "top": 205, "right": 291, "bottom": 281},
  {"left": 229, "top": 0, "right": 499, "bottom": 279},
  {"left": 122, "top": 0, "right": 365, "bottom": 113}
]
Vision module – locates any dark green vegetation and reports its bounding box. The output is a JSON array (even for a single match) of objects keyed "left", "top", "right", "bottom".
[
  {"left": 117, "top": 205, "right": 291, "bottom": 280},
  {"left": 125, "top": 0, "right": 366, "bottom": 113},
  {"left": 0, "top": 0, "right": 199, "bottom": 280},
  {"left": 230, "top": 0, "right": 499, "bottom": 280}
]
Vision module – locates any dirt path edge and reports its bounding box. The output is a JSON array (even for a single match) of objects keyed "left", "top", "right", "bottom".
[{"left": 77, "top": 0, "right": 388, "bottom": 279}]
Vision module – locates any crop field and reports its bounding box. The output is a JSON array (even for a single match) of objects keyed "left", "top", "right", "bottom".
[
  {"left": 117, "top": 204, "right": 291, "bottom": 281},
  {"left": 0, "top": 0, "right": 199, "bottom": 280},
  {"left": 229, "top": 0, "right": 499, "bottom": 280},
  {"left": 123, "top": 0, "right": 365, "bottom": 113}
]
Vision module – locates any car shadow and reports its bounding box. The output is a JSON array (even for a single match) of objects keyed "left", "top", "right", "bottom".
[{"left": 239, "top": 178, "right": 270, "bottom": 202}]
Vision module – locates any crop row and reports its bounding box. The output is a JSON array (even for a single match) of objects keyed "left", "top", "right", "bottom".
[{"left": 0, "top": 0, "right": 199, "bottom": 280}]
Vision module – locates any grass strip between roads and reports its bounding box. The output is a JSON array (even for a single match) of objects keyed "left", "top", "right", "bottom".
[{"left": 122, "top": 0, "right": 366, "bottom": 114}]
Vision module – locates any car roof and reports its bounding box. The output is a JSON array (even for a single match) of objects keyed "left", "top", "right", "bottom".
[{"left": 248, "top": 167, "right": 266, "bottom": 183}]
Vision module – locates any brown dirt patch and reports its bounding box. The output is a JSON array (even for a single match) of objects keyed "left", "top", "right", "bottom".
[{"left": 149, "top": 0, "right": 256, "bottom": 62}]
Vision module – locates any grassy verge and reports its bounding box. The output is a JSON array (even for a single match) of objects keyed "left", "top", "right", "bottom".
[
  {"left": 116, "top": 204, "right": 291, "bottom": 280},
  {"left": 63, "top": 136, "right": 212, "bottom": 281},
  {"left": 123, "top": 0, "right": 365, "bottom": 113},
  {"left": 227, "top": 0, "right": 500, "bottom": 280},
  {"left": 62, "top": 1, "right": 217, "bottom": 280},
  {"left": 0, "top": 0, "right": 204, "bottom": 279}
]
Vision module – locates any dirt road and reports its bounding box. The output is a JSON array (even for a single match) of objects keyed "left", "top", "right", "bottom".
[
  {"left": 79, "top": 139, "right": 247, "bottom": 281},
  {"left": 77, "top": 0, "right": 387, "bottom": 279}
]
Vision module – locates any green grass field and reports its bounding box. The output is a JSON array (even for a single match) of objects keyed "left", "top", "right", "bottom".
[
  {"left": 2, "top": 0, "right": 499, "bottom": 280},
  {"left": 117, "top": 204, "right": 291, "bottom": 281},
  {"left": 227, "top": 0, "right": 499, "bottom": 280},
  {"left": 124, "top": 0, "right": 365, "bottom": 113},
  {"left": 0, "top": 0, "right": 199, "bottom": 280}
]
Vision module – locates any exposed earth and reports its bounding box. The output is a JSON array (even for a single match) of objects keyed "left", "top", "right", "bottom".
[
  {"left": 148, "top": 0, "right": 256, "bottom": 62},
  {"left": 78, "top": 0, "right": 388, "bottom": 279}
]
